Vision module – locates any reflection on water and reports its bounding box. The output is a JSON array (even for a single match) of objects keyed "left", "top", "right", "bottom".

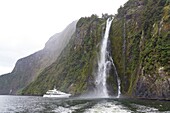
[{"left": 0, "top": 95, "right": 169, "bottom": 113}]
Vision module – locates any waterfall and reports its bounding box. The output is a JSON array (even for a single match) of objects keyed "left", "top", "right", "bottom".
[
  {"left": 95, "top": 18, "right": 113, "bottom": 98},
  {"left": 95, "top": 18, "right": 121, "bottom": 98},
  {"left": 109, "top": 57, "right": 121, "bottom": 98}
]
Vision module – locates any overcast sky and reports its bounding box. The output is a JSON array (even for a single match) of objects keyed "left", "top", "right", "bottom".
[{"left": 0, "top": 0, "right": 128, "bottom": 75}]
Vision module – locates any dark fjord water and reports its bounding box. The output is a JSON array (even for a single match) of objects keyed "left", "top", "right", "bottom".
[{"left": 0, "top": 95, "right": 169, "bottom": 113}]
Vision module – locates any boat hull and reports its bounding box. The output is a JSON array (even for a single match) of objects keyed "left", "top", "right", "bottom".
[{"left": 43, "top": 94, "right": 71, "bottom": 98}]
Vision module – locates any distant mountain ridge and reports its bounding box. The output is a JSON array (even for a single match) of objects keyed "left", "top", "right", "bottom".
[{"left": 0, "top": 21, "right": 77, "bottom": 94}]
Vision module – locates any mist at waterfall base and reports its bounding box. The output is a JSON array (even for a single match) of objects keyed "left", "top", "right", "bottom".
[{"left": 1, "top": 96, "right": 170, "bottom": 112}]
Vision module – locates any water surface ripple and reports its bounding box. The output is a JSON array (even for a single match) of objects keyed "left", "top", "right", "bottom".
[{"left": 0, "top": 96, "right": 169, "bottom": 113}]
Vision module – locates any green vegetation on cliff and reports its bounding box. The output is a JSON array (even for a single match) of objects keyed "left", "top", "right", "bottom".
[
  {"left": 110, "top": 0, "right": 170, "bottom": 99},
  {"left": 22, "top": 15, "right": 106, "bottom": 95}
]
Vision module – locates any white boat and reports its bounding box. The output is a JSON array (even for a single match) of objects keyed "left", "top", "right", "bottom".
[{"left": 43, "top": 87, "right": 71, "bottom": 98}]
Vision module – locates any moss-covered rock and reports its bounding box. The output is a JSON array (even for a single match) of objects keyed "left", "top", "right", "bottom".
[{"left": 110, "top": 0, "right": 170, "bottom": 99}]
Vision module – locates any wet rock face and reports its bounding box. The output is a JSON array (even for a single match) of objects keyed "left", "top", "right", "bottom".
[{"left": 135, "top": 76, "right": 170, "bottom": 99}]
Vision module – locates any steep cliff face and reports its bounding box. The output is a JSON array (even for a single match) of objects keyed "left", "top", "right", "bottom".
[
  {"left": 22, "top": 15, "right": 106, "bottom": 95},
  {"left": 110, "top": 0, "right": 170, "bottom": 99},
  {"left": 0, "top": 21, "right": 77, "bottom": 94}
]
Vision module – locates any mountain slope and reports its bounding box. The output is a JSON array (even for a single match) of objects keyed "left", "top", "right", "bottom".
[
  {"left": 0, "top": 21, "right": 77, "bottom": 94},
  {"left": 22, "top": 15, "right": 106, "bottom": 95}
]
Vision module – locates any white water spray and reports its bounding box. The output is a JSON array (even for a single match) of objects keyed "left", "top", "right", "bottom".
[{"left": 95, "top": 18, "right": 113, "bottom": 98}]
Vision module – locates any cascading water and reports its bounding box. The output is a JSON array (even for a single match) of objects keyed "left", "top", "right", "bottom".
[
  {"left": 110, "top": 57, "right": 121, "bottom": 98},
  {"left": 95, "top": 18, "right": 121, "bottom": 98},
  {"left": 95, "top": 18, "right": 113, "bottom": 98}
]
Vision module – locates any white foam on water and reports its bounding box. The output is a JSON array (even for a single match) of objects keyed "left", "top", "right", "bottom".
[
  {"left": 52, "top": 106, "right": 72, "bottom": 113},
  {"left": 132, "top": 104, "right": 159, "bottom": 113},
  {"left": 52, "top": 102, "right": 88, "bottom": 113},
  {"left": 85, "top": 102, "right": 131, "bottom": 113}
]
